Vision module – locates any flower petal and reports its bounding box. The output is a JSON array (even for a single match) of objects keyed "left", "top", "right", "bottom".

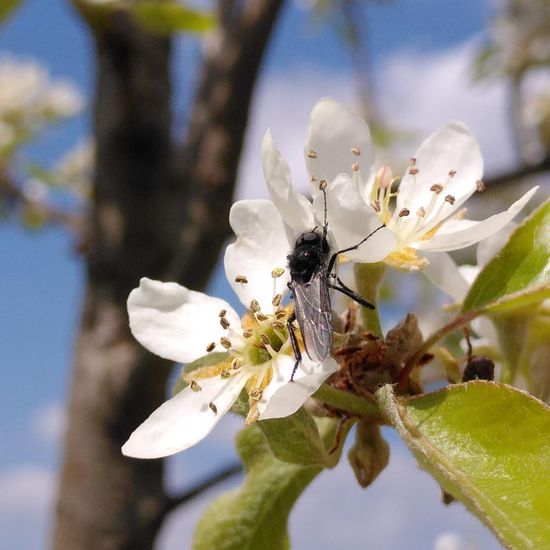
[
  {"left": 258, "top": 354, "right": 338, "bottom": 420},
  {"left": 415, "top": 186, "right": 538, "bottom": 252},
  {"left": 122, "top": 372, "right": 248, "bottom": 458},
  {"left": 397, "top": 122, "right": 483, "bottom": 229},
  {"left": 313, "top": 174, "right": 397, "bottom": 262},
  {"left": 304, "top": 98, "right": 374, "bottom": 185},
  {"left": 422, "top": 252, "right": 471, "bottom": 302},
  {"left": 476, "top": 221, "right": 517, "bottom": 267},
  {"left": 128, "top": 278, "right": 239, "bottom": 363},
  {"left": 262, "top": 130, "right": 315, "bottom": 234},
  {"left": 225, "top": 199, "right": 292, "bottom": 312}
]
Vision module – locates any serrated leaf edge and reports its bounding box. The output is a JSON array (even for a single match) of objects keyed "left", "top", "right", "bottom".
[{"left": 377, "top": 383, "right": 536, "bottom": 550}]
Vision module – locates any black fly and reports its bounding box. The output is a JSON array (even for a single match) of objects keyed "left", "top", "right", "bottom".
[{"left": 286, "top": 182, "right": 385, "bottom": 380}]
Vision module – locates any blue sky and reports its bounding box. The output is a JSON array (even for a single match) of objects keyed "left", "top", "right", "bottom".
[{"left": 0, "top": 0, "right": 513, "bottom": 548}]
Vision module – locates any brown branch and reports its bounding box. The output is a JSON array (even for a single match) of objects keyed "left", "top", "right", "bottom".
[
  {"left": 55, "top": 2, "right": 284, "bottom": 549},
  {"left": 0, "top": 172, "right": 81, "bottom": 231},
  {"left": 484, "top": 155, "right": 550, "bottom": 189},
  {"left": 169, "top": 0, "right": 285, "bottom": 288},
  {"left": 161, "top": 462, "right": 242, "bottom": 520}
]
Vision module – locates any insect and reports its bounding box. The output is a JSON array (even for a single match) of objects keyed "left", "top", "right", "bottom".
[{"left": 286, "top": 183, "right": 385, "bottom": 380}]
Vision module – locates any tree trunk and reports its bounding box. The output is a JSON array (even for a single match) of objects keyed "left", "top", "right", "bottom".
[
  {"left": 54, "top": 2, "right": 284, "bottom": 548},
  {"left": 54, "top": 13, "right": 175, "bottom": 550}
]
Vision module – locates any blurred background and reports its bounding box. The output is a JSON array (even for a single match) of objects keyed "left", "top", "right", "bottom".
[{"left": 1, "top": 0, "right": 548, "bottom": 548}]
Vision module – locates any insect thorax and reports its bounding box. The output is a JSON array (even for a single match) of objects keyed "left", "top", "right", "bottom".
[{"left": 287, "top": 229, "right": 331, "bottom": 284}]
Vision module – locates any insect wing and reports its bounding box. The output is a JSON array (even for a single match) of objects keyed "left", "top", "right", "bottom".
[{"left": 292, "top": 269, "right": 332, "bottom": 361}]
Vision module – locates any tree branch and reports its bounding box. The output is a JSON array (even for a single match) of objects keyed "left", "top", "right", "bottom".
[
  {"left": 484, "top": 155, "right": 550, "bottom": 189},
  {"left": 161, "top": 462, "right": 242, "bottom": 520},
  {"left": 0, "top": 171, "right": 81, "bottom": 231},
  {"left": 168, "top": 0, "right": 285, "bottom": 288}
]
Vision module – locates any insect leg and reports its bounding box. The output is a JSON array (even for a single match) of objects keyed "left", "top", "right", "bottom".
[
  {"left": 327, "top": 224, "right": 386, "bottom": 274},
  {"left": 329, "top": 281, "right": 375, "bottom": 310},
  {"left": 286, "top": 311, "right": 301, "bottom": 382}
]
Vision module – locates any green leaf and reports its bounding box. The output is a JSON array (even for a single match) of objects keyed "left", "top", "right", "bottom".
[
  {"left": 258, "top": 409, "right": 351, "bottom": 467},
  {"left": 132, "top": 1, "right": 215, "bottom": 34},
  {"left": 193, "top": 424, "right": 323, "bottom": 550},
  {"left": 378, "top": 382, "right": 550, "bottom": 550},
  {"left": 0, "top": 0, "right": 22, "bottom": 26},
  {"left": 463, "top": 199, "right": 550, "bottom": 314}
]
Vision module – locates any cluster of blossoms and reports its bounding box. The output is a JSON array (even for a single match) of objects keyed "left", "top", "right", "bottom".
[
  {"left": 123, "top": 98, "right": 537, "bottom": 459},
  {"left": 0, "top": 55, "right": 83, "bottom": 162}
]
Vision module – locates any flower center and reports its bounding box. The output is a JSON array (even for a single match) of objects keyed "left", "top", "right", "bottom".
[{"left": 366, "top": 162, "right": 459, "bottom": 247}]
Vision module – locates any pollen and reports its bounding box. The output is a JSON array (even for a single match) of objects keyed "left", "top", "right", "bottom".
[
  {"left": 351, "top": 147, "right": 361, "bottom": 156},
  {"left": 271, "top": 267, "right": 285, "bottom": 278},
  {"left": 307, "top": 150, "right": 318, "bottom": 158},
  {"left": 445, "top": 194, "right": 456, "bottom": 205},
  {"left": 220, "top": 317, "right": 230, "bottom": 329},
  {"left": 235, "top": 275, "right": 248, "bottom": 284},
  {"left": 231, "top": 357, "right": 243, "bottom": 370},
  {"left": 220, "top": 336, "right": 232, "bottom": 349},
  {"left": 275, "top": 308, "right": 287, "bottom": 320},
  {"left": 206, "top": 342, "right": 216, "bottom": 352},
  {"left": 249, "top": 388, "right": 263, "bottom": 401}
]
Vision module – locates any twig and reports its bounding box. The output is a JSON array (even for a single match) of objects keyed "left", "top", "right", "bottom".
[
  {"left": 0, "top": 171, "right": 81, "bottom": 230},
  {"left": 162, "top": 462, "right": 242, "bottom": 518},
  {"left": 484, "top": 155, "right": 550, "bottom": 189}
]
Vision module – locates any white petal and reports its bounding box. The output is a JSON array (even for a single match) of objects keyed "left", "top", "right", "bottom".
[
  {"left": 304, "top": 98, "right": 374, "bottom": 185},
  {"left": 258, "top": 354, "right": 338, "bottom": 420},
  {"left": 397, "top": 122, "right": 483, "bottom": 228},
  {"left": 128, "top": 278, "right": 239, "bottom": 363},
  {"left": 122, "top": 372, "right": 248, "bottom": 458},
  {"left": 225, "top": 200, "right": 292, "bottom": 312},
  {"left": 458, "top": 265, "right": 481, "bottom": 286},
  {"left": 313, "top": 174, "right": 397, "bottom": 262},
  {"left": 415, "top": 186, "right": 538, "bottom": 252},
  {"left": 422, "top": 252, "right": 470, "bottom": 302},
  {"left": 262, "top": 130, "right": 315, "bottom": 234},
  {"left": 476, "top": 221, "right": 517, "bottom": 267}
]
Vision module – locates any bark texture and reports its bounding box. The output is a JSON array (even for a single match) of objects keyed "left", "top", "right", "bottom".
[{"left": 54, "top": 2, "right": 283, "bottom": 549}]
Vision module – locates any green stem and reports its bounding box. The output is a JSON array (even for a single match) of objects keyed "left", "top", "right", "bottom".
[
  {"left": 354, "top": 262, "right": 387, "bottom": 337},
  {"left": 313, "top": 384, "right": 382, "bottom": 421}
]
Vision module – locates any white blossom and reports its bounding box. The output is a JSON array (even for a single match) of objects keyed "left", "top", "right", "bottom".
[
  {"left": 122, "top": 200, "right": 337, "bottom": 459},
  {"left": 0, "top": 55, "right": 84, "bottom": 159},
  {"left": 263, "top": 98, "right": 537, "bottom": 272}
]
